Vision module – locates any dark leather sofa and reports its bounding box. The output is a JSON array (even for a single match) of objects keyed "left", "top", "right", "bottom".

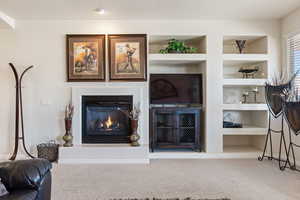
[{"left": 0, "top": 159, "right": 52, "bottom": 200}]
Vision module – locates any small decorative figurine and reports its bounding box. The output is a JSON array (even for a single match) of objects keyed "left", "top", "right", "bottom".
[
  {"left": 63, "top": 103, "right": 74, "bottom": 147},
  {"left": 235, "top": 40, "right": 247, "bottom": 54},
  {"left": 252, "top": 87, "right": 259, "bottom": 103},
  {"left": 242, "top": 91, "right": 249, "bottom": 104},
  {"left": 239, "top": 66, "right": 259, "bottom": 78}
]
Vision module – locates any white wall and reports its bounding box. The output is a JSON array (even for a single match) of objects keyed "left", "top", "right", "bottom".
[
  {"left": 281, "top": 8, "right": 300, "bottom": 163},
  {"left": 281, "top": 8, "right": 300, "bottom": 36},
  {"left": 0, "top": 19, "right": 281, "bottom": 158}
]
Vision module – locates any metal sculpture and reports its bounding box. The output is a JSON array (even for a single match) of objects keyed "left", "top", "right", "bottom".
[
  {"left": 235, "top": 40, "right": 247, "bottom": 54},
  {"left": 9, "top": 63, "right": 35, "bottom": 160},
  {"left": 258, "top": 82, "right": 291, "bottom": 169},
  {"left": 238, "top": 66, "right": 259, "bottom": 78},
  {"left": 281, "top": 100, "right": 300, "bottom": 172}
]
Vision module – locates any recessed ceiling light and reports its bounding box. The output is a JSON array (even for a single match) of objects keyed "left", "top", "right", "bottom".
[{"left": 94, "top": 8, "right": 105, "bottom": 15}]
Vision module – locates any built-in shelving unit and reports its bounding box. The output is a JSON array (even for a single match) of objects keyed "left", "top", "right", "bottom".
[
  {"left": 223, "top": 36, "right": 268, "bottom": 54},
  {"left": 149, "top": 54, "right": 206, "bottom": 65},
  {"left": 222, "top": 104, "right": 268, "bottom": 110},
  {"left": 223, "top": 79, "right": 267, "bottom": 86},
  {"left": 149, "top": 35, "right": 207, "bottom": 54},
  {"left": 223, "top": 59, "right": 268, "bottom": 79},
  {"left": 223, "top": 54, "right": 269, "bottom": 61},
  {"left": 149, "top": 35, "right": 207, "bottom": 74},
  {"left": 222, "top": 127, "right": 267, "bottom": 136},
  {"left": 148, "top": 34, "right": 270, "bottom": 157},
  {"left": 223, "top": 145, "right": 262, "bottom": 154},
  {"left": 222, "top": 35, "right": 269, "bottom": 155},
  {"left": 148, "top": 35, "right": 207, "bottom": 152}
]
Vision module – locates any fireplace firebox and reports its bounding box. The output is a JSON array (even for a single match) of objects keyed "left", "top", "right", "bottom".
[{"left": 82, "top": 95, "right": 133, "bottom": 143}]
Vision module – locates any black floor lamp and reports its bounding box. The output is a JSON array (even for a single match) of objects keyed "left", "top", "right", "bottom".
[
  {"left": 9, "top": 63, "right": 35, "bottom": 160},
  {"left": 258, "top": 82, "right": 290, "bottom": 169}
]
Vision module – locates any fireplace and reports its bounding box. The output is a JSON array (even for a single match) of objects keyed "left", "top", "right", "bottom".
[{"left": 82, "top": 95, "right": 133, "bottom": 143}]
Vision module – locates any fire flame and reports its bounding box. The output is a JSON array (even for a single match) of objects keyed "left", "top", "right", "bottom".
[{"left": 105, "top": 116, "right": 113, "bottom": 128}]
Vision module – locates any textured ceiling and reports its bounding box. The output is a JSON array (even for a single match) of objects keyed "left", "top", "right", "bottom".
[{"left": 0, "top": 0, "right": 299, "bottom": 20}]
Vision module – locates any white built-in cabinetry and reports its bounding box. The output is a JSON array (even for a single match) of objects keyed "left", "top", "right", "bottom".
[
  {"left": 148, "top": 35, "right": 269, "bottom": 157},
  {"left": 222, "top": 36, "right": 269, "bottom": 155}
]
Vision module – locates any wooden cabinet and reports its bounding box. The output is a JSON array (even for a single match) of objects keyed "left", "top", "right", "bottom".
[{"left": 150, "top": 107, "right": 202, "bottom": 152}]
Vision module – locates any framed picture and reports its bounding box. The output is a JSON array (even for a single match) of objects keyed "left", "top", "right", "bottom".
[
  {"left": 108, "top": 34, "right": 147, "bottom": 81},
  {"left": 66, "top": 34, "right": 105, "bottom": 81}
]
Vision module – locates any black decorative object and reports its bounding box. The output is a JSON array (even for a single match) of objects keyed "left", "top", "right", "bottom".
[
  {"left": 266, "top": 83, "right": 291, "bottom": 118},
  {"left": 281, "top": 100, "right": 300, "bottom": 172},
  {"left": 235, "top": 40, "right": 246, "bottom": 54},
  {"left": 238, "top": 66, "right": 259, "bottom": 78},
  {"left": 223, "top": 121, "right": 243, "bottom": 128},
  {"left": 9, "top": 63, "right": 35, "bottom": 160},
  {"left": 258, "top": 82, "right": 291, "bottom": 169}
]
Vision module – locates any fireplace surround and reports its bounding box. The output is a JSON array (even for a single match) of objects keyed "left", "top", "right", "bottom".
[
  {"left": 59, "top": 87, "right": 149, "bottom": 164},
  {"left": 82, "top": 95, "right": 133, "bottom": 144}
]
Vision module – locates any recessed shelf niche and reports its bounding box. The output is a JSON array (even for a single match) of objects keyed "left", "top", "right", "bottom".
[
  {"left": 223, "top": 36, "right": 268, "bottom": 54},
  {"left": 223, "top": 60, "right": 268, "bottom": 79},
  {"left": 223, "top": 85, "right": 265, "bottom": 104},
  {"left": 149, "top": 35, "right": 207, "bottom": 54},
  {"left": 223, "top": 135, "right": 265, "bottom": 153},
  {"left": 223, "top": 110, "right": 268, "bottom": 130}
]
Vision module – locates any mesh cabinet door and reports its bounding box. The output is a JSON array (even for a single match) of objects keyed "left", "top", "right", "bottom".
[
  {"left": 155, "top": 112, "right": 176, "bottom": 145},
  {"left": 178, "top": 113, "right": 196, "bottom": 144}
]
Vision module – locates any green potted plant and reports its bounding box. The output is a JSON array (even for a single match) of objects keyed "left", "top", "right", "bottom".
[{"left": 159, "top": 39, "right": 198, "bottom": 54}]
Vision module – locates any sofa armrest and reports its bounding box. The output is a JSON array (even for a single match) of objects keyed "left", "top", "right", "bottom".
[{"left": 0, "top": 159, "right": 52, "bottom": 191}]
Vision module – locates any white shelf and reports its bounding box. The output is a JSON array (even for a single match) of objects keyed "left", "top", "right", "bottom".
[
  {"left": 223, "top": 54, "right": 269, "bottom": 61},
  {"left": 223, "top": 79, "right": 267, "bottom": 86},
  {"left": 222, "top": 127, "right": 267, "bottom": 136},
  {"left": 149, "top": 54, "right": 206, "bottom": 65},
  {"left": 222, "top": 104, "right": 268, "bottom": 110}
]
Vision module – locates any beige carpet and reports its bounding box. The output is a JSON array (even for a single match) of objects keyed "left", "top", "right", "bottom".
[{"left": 52, "top": 159, "right": 300, "bottom": 200}]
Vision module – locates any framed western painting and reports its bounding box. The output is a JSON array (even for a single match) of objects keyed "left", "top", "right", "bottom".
[
  {"left": 108, "top": 34, "right": 147, "bottom": 81},
  {"left": 66, "top": 34, "right": 105, "bottom": 81}
]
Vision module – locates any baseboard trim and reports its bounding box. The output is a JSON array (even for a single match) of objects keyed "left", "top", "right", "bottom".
[
  {"left": 149, "top": 152, "right": 260, "bottom": 159},
  {"left": 58, "top": 158, "right": 150, "bottom": 164}
]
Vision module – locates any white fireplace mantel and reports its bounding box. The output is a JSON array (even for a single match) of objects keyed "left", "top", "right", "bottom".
[{"left": 58, "top": 86, "right": 149, "bottom": 164}]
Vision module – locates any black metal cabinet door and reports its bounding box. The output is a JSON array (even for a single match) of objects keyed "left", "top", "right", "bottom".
[
  {"left": 175, "top": 110, "right": 197, "bottom": 145},
  {"left": 153, "top": 109, "right": 176, "bottom": 147}
]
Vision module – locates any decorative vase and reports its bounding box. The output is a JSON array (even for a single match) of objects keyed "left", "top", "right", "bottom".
[
  {"left": 63, "top": 118, "right": 73, "bottom": 147},
  {"left": 130, "top": 119, "right": 140, "bottom": 146},
  {"left": 235, "top": 40, "right": 247, "bottom": 54}
]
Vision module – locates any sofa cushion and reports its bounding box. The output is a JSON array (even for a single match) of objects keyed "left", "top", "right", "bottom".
[
  {"left": 0, "top": 189, "right": 37, "bottom": 200},
  {"left": 0, "top": 159, "right": 52, "bottom": 190},
  {"left": 0, "top": 178, "right": 9, "bottom": 197}
]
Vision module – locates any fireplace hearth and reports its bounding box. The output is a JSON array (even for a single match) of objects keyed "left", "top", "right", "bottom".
[{"left": 82, "top": 95, "right": 133, "bottom": 143}]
